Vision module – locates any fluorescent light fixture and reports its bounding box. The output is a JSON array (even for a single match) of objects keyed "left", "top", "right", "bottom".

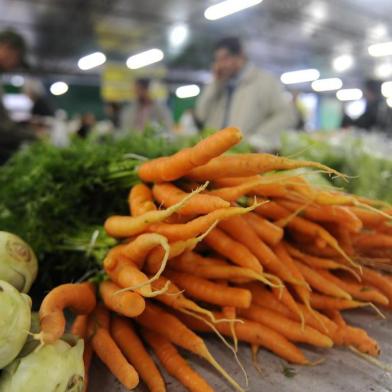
[
  {"left": 204, "top": 0, "right": 263, "bottom": 21},
  {"left": 126, "top": 49, "right": 164, "bottom": 69},
  {"left": 50, "top": 81, "right": 69, "bottom": 96},
  {"left": 311, "top": 77, "right": 342, "bottom": 92},
  {"left": 344, "top": 99, "right": 366, "bottom": 119},
  {"left": 10, "top": 75, "right": 24, "bottom": 87},
  {"left": 307, "top": 1, "right": 328, "bottom": 22},
  {"left": 387, "top": 97, "right": 392, "bottom": 108},
  {"left": 78, "top": 52, "right": 106, "bottom": 70},
  {"left": 280, "top": 69, "right": 320, "bottom": 85},
  {"left": 332, "top": 54, "right": 353, "bottom": 73},
  {"left": 370, "top": 24, "right": 388, "bottom": 40},
  {"left": 169, "top": 24, "right": 189, "bottom": 47},
  {"left": 375, "top": 62, "right": 392, "bottom": 79},
  {"left": 336, "top": 88, "right": 362, "bottom": 101},
  {"left": 381, "top": 81, "right": 392, "bottom": 97},
  {"left": 176, "top": 84, "right": 200, "bottom": 99},
  {"left": 368, "top": 41, "right": 392, "bottom": 57}
]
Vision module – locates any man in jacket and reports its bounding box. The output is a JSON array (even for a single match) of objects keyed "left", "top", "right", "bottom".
[
  {"left": 195, "top": 37, "right": 295, "bottom": 150},
  {"left": 0, "top": 30, "right": 36, "bottom": 164}
]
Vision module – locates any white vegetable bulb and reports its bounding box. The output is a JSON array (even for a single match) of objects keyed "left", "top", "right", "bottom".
[
  {"left": 0, "top": 231, "right": 38, "bottom": 293},
  {"left": 0, "top": 280, "right": 31, "bottom": 369},
  {"left": 0, "top": 339, "right": 85, "bottom": 392}
]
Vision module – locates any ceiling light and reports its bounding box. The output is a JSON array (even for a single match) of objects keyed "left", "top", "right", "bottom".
[
  {"left": 369, "top": 24, "right": 388, "bottom": 40},
  {"left": 336, "top": 88, "right": 362, "bottom": 101},
  {"left": 381, "top": 81, "right": 392, "bottom": 97},
  {"left": 332, "top": 54, "right": 353, "bottom": 73},
  {"left": 204, "top": 0, "right": 263, "bottom": 21},
  {"left": 311, "top": 77, "right": 342, "bottom": 92},
  {"left": 176, "top": 84, "right": 200, "bottom": 99},
  {"left": 169, "top": 24, "right": 189, "bottom": 47},
  {"left": 126, "top": 49, "right": 164, "bottom": 69},
  {"left": 78, "top": 52, "right": 106, "bottom": 70},
  {"left": 280, "top": 69, "right": 320, "bottom": 85},
  {"left": 375, "top": 62, "right": 392, "bottom": 79},
  {"left": 10, "top": 75, "right": 24, "bottom": 87},
  {"left": 50, "top": 81, "right": 69, "bottom": 96},
  {"left": 307, "top": 1, "right": 328, "bottom": 22},
  {"left": 368, "top": 41, "right": 392, "bottom": 57},
  {"left": 387, "top": 97, "right": 392, "bottom": 108}
]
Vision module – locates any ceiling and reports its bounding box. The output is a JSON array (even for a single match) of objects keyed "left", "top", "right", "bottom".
[{"left": 1, "top": 0, "right": 392, "bottom": 89}]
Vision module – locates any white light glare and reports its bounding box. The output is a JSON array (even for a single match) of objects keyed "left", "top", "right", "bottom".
[
  {"left": 78, "top": 52, "right": 106, "bottom": 70},
  {"left": 332, "top": 54, "right": 353, "bottom": 73},
  {"left": 375, "top": 63, "right": 392, "bottom": 79},
  {"left": 368, "top": 41, "right": 392, "bottom": 57},
  {"left": 50, "top": 81, "right": 69, "bottom": 96},
  {"left": 204, "top": 0, "right": 263, "bottom": 21},
  {"left": 381, "top": 81, "right": 392, "bottom": 98},
  {"left": 280, "top": 69, "right": 320, "bottom": 85},
  {"left": 10, "top": 75, "right": 24, "bottom": 87},
  {"left": 387, "top": 97, "right": 392, "bottom": 108},
  {"left": 176, "top": 84, "right": 200, "bottom": 99},
  {"left": 336, "top": 88, "right": 362, "bottom": 101},
  {"left": 169, "top": 24, "right": 189, "bottom": 47},
  {"left": 311, "top": 77, "right": 342, "bottom": 92},
  {"left": 126, "top": 49, "right": 164, "bottom": 69}
]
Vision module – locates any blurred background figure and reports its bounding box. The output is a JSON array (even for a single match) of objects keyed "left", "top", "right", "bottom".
[
  {"left": 0, "top": 30, "right": 38, "bottom": 163},
  {"left": 342, "top": 80, "right": 389, "bottom": 131},
  {"left": 104, "top": 101, "right": 121, "bottom": 130},
  {"left": 76, "top": 112, "right": 96, "bottom": 138},
  {"left": 120, "top": 78, "right": 173, "bottom": 132},
  {"left": 23, "top": 78, "right": 54, "bottom": 118},
  {"left": 195, "top": 37, "right": 295, "bottom": 150},
  {"left": 291, "top": 90, "right": 306, "bottom": 130}
]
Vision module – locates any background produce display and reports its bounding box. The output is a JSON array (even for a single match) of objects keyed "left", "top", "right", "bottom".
[
  {"left": 1, "top": 128, "right": 392, "bottom": 392},
  {"left": 281, "top": 131, "right": 392, "bottom": 203}
]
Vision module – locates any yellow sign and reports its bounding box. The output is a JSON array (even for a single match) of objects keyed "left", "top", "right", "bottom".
[{"left": 101, "top": 62, "right": 168, "bottom": 102}]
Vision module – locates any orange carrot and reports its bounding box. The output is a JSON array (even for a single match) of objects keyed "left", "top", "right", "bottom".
[
  {"left": 38, "top": 282, "right": 96, "bottom": 344},
  {"left": 186, "top": 153, "right": 344, "bottom": 181},
  {"left": 353, "top": 232, "right": 392, "bottom": 250},
  {"left": 143, "top": 329, "right": 214, "bottom": 392},
  {"left": 168, "top": 251, "right": 275, "bottom": 286},
  {"left": 294, "top": 260, "right": 352, "bottom": 300},
  {"left": 361, "top": 267, "right": 392, "bottom": 307},
  {"left": 71, "top": 315, "right": 92, "bottom": 392},
  {"left": 129, "top": 183, "right": 157, "bottom": 216},
  {"left": 238, "top": 304, "right": 333, "bottom": 348},
  {"left": 316, "top": 270, "right": 389, "bottom": 306},
  {"left": 206, "top": 226, "right": 266, "bottom": 272},
  {"left": 89, "top": 317, "right": 139, "bottom": 389},
  {"left": 135, "top": 302, "right": 244, "bottom": 392},
  {"left": 111, "top": 317, "right": 165, "bottom": 392},
  {"left": 138, "top": 127, "right": 242, "bottom": 182},
  {"left": 104, "top": 183, "right": 207, "bottom": 238},
  {"left": 147, "top": 204, "right": 257, "bottom": 241},
  {"left": 99, "top": 280, "right": 146, "bottom": 317},
  {"left": 242, "top": 213, "right": 283, "bottom": 246},
  {"left": 178, "top": 312, "right": 309, "bottom": 365},
  {"left": 309, "top": 293, "right": 370, "bottom": 310},
  {"left": 153, "top": 182, "right": 229, "bottom": 215},
  {"left": 165, "top": 270, "right": 252, "bottom": 308}
]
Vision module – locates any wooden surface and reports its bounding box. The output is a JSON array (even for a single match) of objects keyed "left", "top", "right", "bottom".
[{"left": 89, "top": 309, "right": 392, "bottom": 392}]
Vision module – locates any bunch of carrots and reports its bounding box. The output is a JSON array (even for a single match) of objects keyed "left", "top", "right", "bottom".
[{"left": 35, "top": 127, "right": 392, "bottom": 391}]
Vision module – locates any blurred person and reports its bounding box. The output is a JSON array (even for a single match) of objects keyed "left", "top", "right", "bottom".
[
  {"left": 291, "top": 90, "right": 306, "bottom": 130},
  {"left": 76, "top": 112, "right": 96, "bottom": 139},
  {"left": 120, "top": 78, "right": 173, "bottom": 132},
  {"left": 195, "top": 37, "right": 295, "bottom": 150},
  {"left": 341, "top": 80, "right": 389, "bottom": 131},
  {"left": 0, "top": 30, "right": 38, "bottom": 163},
  {"left": 23, "top": 78, "right": 54, "bottom": 118},
  {"left": 104, "top": 101, "right": 121, "bottom": 129}
]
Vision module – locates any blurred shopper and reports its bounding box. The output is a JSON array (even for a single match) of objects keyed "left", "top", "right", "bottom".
[
  {"left": 104, "top": 101, "right": 121, "bottom": 129},
  {"left": 120, "top": 78, "right": 173, "bottom": 132},
  {"left": 195, "top": 37, "right": 295, "bottom": 150},
  {"left": 0, "top": 30, "right": 38, "bottom": 163},
  {"left": 342, "top": 80, "right": 389, "bottom": 131},
  {"left": 76, "top": 112, "right": 96, "bottom": 139},
  {"left": 23, "top": 78, "right": 54, "bottom": 118}
]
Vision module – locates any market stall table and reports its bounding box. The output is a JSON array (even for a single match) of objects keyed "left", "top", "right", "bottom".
[{"left": 89, "top": 309, "right": 392, "bottom": 392}]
